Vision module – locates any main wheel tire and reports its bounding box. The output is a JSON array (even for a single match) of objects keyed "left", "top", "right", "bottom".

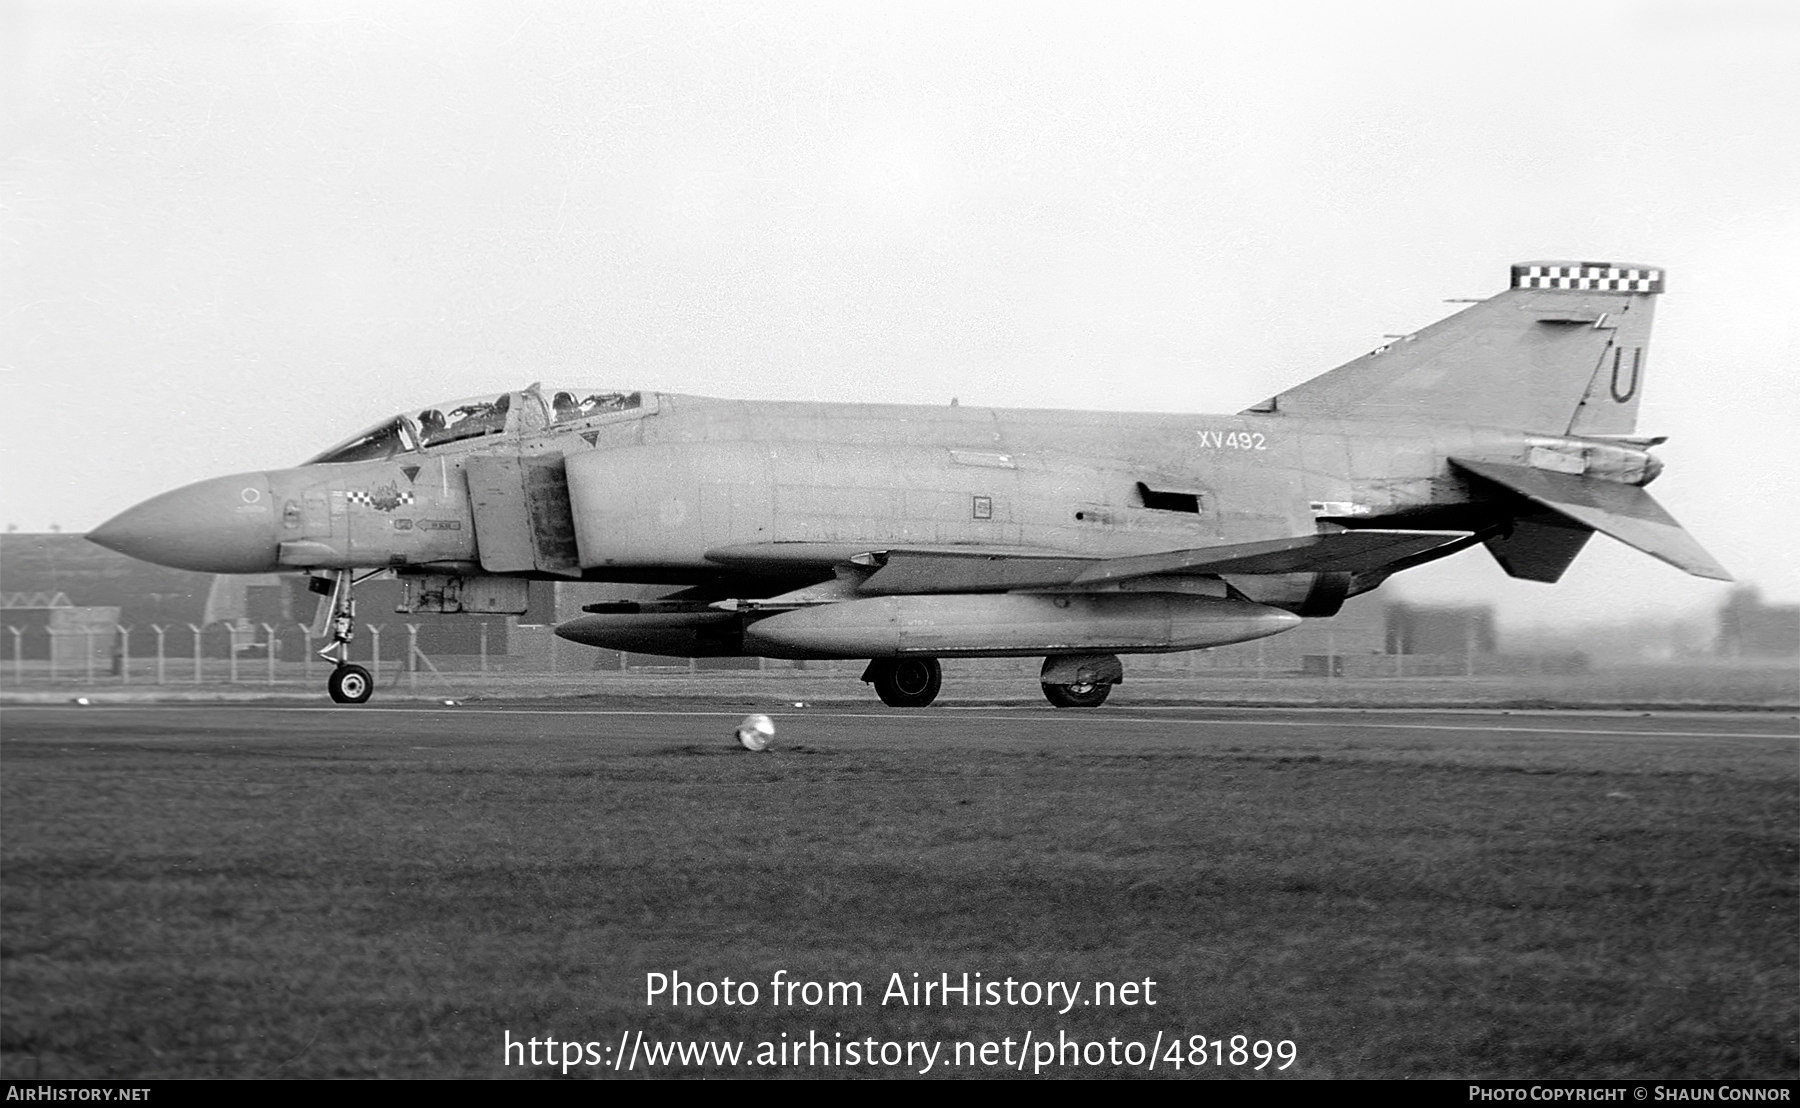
[
  {"left": 870, "top": 657, "right": 942, "bottom": 708},
  {"left": 1042, "top": 680, "right": 1111, "bottom": 708},
  {"left": 328, "top": 663, "right": 374, "bottom": 705}
]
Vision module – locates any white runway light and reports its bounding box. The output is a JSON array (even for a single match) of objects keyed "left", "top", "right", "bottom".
[{"left": 736, "top": 714, "right": 775, "bottom": 752}]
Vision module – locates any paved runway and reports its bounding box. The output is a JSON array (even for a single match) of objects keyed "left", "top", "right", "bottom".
[{"left": 7, "top": 699, "right": 1793, "bottom": 760}]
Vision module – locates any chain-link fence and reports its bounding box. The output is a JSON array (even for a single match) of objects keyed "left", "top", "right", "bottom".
[{"left": 2, "top": 620, "right": 514, "bottom": 692}]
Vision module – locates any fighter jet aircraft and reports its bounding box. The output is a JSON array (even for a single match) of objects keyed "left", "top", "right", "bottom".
[{"left": 88, "top": 260, "right": 1729, "bottom": 706}]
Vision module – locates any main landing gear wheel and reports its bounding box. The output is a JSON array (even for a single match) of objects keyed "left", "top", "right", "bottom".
[
  {"left": 866, "top": 657, "right": 943, "bottom": 708},
  {"left": 1042, "top": 680, "right": 1111, "bottom": 708},
  {"left": 328, "top": 663, "right": 374, "bottom": 705}
]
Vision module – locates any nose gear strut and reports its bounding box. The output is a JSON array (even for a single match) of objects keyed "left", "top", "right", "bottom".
[{"left": 313, "top": 569, "right": 380, "bottom": 704}]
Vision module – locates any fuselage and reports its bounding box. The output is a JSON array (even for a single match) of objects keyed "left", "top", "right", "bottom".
[{"left": 85, "top": 386, "right": 1657, "bottom": 586}]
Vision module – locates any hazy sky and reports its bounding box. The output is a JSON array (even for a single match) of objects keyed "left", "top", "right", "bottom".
[{"left": 3, "top": 0, "right": 1796, "bottom": 628}]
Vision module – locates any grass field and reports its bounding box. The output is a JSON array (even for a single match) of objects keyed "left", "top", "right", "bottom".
[{"left": 1, "top": 702, "right": 1794, "bottom": 1079}]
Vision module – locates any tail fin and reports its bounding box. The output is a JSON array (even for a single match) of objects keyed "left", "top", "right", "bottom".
[{"left": 1247, "top": 261, "right": 1663, "bottom": 435}]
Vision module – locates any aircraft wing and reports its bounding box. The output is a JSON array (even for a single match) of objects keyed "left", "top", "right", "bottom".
[
  {"left": 706, "top": 530, "right": 1471, "bottom": 595},
  {"left": 1449, "top": 457, "right": 1731, "bottom": 581},
  {"left": 1064, "top": 529, "right": 1467, "bottom": 584}
]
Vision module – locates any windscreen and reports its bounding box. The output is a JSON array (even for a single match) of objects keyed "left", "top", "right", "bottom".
[{"left": 303, "top": 416, "right": 419, "bottom": 465}]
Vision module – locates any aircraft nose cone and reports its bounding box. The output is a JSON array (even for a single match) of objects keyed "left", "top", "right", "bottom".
[{"left": 88, "top": 472, "right": 280, "bottom": 573}]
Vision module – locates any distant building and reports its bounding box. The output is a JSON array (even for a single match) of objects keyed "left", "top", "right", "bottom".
[
  {"left": 1717, "top": 586, "right": 1800, "bottom": 659},
  {"left": 1, "top": 532, "right": 212, "bottom": 628},
  {"left": 1200, "top": 593, "right": 1503, "bottom": 675},
  {"left": 1384, "top": 601, "right": 1496, "bottom": 656},
  {"left": 0, "top": 590, "right": 119, "bottom": 668}
]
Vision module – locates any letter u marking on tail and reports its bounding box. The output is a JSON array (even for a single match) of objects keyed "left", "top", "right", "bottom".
[{"left": 1609, "top": 347, "right": 1641, "bottom": 403}]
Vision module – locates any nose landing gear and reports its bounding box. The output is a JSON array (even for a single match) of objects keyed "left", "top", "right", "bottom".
[{"left": 313, "top": 570, "right": 378, "bottom": 704}]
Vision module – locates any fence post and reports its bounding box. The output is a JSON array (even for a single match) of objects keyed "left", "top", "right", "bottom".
[
  {"left": 48, "top": 628, "right": 59, "bottom": 680},
  {"left": 227, "top": 623, "right": 239, "bottom": 684},
  {"left": 298, "top": 623, "right": 313, "bottom": 683},
  {"left": 188, "top": 623, "right": 204, "bottom": 683},
  {"left": 118, "top": 625, "right": 132, "bottom": 685},
  {"left": 152, "top": 625, "right": 167, "bottom": 685},
  {"left": 263, "top": 624, "right": 277, "bottom": 685},
  {"left": 85, "top": 628, "right": 97, "bottom": 684},
  {"left": 478, "top": 621, "right": 488, "bottom": 674},
  {"left": 368, "top": 625, "right": 382, "bottom": 685},
  {"left": 8, "top": 626, "right": 22, "bottom": 686},
  {"left": 406, "top": 624, "right": 419, "bottom": 691}
]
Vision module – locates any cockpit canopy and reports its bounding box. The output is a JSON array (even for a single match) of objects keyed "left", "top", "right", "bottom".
[{"left": 304, "top": 387, "right": 644, "bottom": 464}]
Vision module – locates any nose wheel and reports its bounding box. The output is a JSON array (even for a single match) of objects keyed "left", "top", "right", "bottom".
[{"left": 328, "top": 663, "right": 374, "bottom": 704}]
